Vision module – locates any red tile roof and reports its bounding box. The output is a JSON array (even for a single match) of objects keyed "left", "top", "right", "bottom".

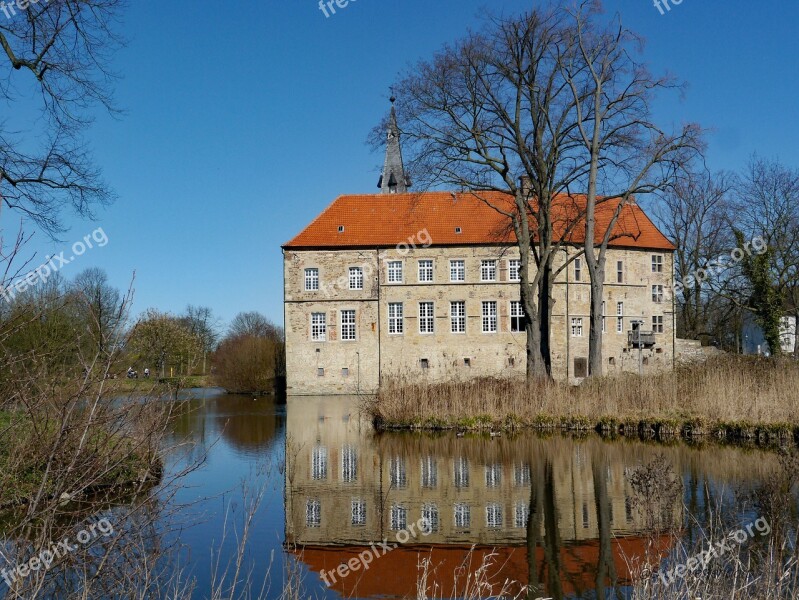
[{"left": 283, "top": 192, "right": 674, "bottom": 251}]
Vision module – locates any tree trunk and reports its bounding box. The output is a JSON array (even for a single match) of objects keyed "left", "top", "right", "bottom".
[
  {"left": 538, "top": 257, "right": 554, "bottom": 377},
  {"left": 514, "top": 192, "right": 551, "bottom": 383},
  {"left": 592, "top": 453, "right": 618, "bottom": 597},
  {"left": 588, "top": 265, "right": 606, "bottom": 376},
  {"left": 525, "top": 314, "right": 548, "bottom": 380},
  {"left": 793, "top": 312, "right": 798, "bottom": 357}
]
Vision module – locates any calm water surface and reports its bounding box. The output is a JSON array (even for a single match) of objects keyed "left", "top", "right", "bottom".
[{"left": 165, "top": 389, "right": 787, "bottom": 599}]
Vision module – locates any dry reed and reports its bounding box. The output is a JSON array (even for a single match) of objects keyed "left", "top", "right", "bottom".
[{"left": 369, "top": 356, "right": 799, "bottom": 440}]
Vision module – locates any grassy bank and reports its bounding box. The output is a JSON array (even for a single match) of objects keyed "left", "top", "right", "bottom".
[
  {"left": 369, "top": 356, "right": 799, "bottom": 442},
  {"left": 0, "top": 405, "right": 162, "bottom": 512}
]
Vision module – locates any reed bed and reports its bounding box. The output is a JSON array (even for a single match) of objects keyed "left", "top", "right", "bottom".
[{"left": 369, "top": 356, "right": 799, "bottom": 439}]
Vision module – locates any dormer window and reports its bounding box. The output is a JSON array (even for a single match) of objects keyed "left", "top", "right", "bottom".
[
  {"left": 338, "top": 225, "right": 345, "bottom": 233},
  {"left": 455, "top": 227, "right": 462, "bottom": 234}
]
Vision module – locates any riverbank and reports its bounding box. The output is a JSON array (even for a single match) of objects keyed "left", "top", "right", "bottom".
[
  {"left": 368, "top": 356, "right": 799, "bottom": 443},
  {"left": 109, "top": 374, "right": 213, "bottom": 393},
  {"left": 0, "top": 406, "right": 162, "bottom": 512}
]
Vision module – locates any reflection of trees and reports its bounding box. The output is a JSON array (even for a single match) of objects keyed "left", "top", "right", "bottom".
[
  {"left": 165, "top": 394, "right": 284, "bottom": 457},
  {"left": 526, "top": 458, "right": 564, "bottom": 599},
  {"left": 592, "top": 452, "right": 621, "bottom": 600}
]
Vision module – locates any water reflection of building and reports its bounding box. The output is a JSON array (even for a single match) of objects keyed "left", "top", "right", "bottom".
[{"left": 284, "top": 397, "right": 682, "bottom": 598}]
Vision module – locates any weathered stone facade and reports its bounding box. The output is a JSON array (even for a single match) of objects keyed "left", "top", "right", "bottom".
[{"left": 283, "top": 243, "right": 675, "bottom": 395}]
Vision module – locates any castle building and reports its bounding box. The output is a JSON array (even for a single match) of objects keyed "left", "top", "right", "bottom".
[{"left": 282, "top": 103, "right": 676, "bottom": 395}]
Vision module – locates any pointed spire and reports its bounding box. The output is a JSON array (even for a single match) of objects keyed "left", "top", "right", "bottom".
[{"left": 378, "top": 96, "right": 411, "bottom": 194}]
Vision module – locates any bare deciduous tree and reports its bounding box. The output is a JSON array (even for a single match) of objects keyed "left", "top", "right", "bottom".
[
  {"left": 385, "top": 7, "right": 591, "bottom": 380},
  {"left": 560, "top": 1, "right": 702, "bottom": 375},
  {"left": 655, "top": 168, "right": 736, "bottom": 344},
  {"left": 1, "top": 0, "right": 122, "bottom": 235}
]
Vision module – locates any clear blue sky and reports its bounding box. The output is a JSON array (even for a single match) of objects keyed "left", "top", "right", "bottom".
[{"left": 18, "top": 0, "right": 799, "bottom": 330}]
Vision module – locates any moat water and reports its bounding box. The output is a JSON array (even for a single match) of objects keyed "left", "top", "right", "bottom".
[{"left": 162, "top": 388, "right": 793, "bottom": 599}]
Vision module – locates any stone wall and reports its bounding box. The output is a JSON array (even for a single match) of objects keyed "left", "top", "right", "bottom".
[{"left": 284, "top": 245, "right": 675, "bottom": 394}]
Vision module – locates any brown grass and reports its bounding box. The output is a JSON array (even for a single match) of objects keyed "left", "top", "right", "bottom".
[{"left": 368, "top": 356, "right": 799, "bottom": 440}]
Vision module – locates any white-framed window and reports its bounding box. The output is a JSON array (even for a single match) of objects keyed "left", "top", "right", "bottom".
[
  {"left": 482, "top": 301, "right": 497, "bottom": 333},
  {"left": 390, "top": 456, "right": 407, "bottom": 489},
  {"left": 652, "top": 285, "right": 664, "bottom": 303},
  {"left": 485, "top": 463, "right": 502, "bottom": 488},
  {"left": 419, "top": 302, "right": 435, "bottom": 334},
  {"left": 652, "top": 254, "right": 664, "bottom": 273},
  {"left": 421, "top": 456, "right": 438, "bottom": 488},
  {"left": 390, "top": 504, "right": 407, "bottom": 531},
  {"left": 388, "top": 261, "right": 403, "bottom": 283},
  {"left": 617, "top": 260, "right": 624, "bottom": 283},
  {"left": 311, "top": 313, "right": 327, "bottom": 341},
  {"left": 515, "top": 503, "right": 529, "bottom": 528},
  {"left": 418, "top": 259, "right": 434, "bottom": 283},
  {"left": 574, "top": 258, "right": 582, "bottom": 282},
  {"left": 480, "top": 260, "right": 497, "bottom": 282},
  {"left": 571, "top": 317, "right": 583, "bottom": 337},
  {"left": 617, "top": 302, "right": 624, "bottom": 334},
  {"left": 450, "top": 259, "right": 465, "bottom": 282},
  {"left": 341, "top": 445, "right": 357, "bottom": 483},
  {"left": 312, "top": 446, "right": 327, "bottom": 481},
  {"left": 341, "top": 310, "right": 356, "bottom": 341},
  {"left": 450, "top": 301, "right": 466, "bottom": 333},
  {"left": 388, "top": 302, "right": 404, "bottom": 334},
  {"left": 486, "top": 503, "right": 503, "bottom": 528},
  {"left": 514, "top": 463, "right": 531, "bottom": 487},
  {"left": 306, "top": 499, "right": 321, "bottom": 527},
  {"left": 454, "top": 457, "right": 469, "bottom": 489},
  {"left": 601, "top": 301, "right": 606, "bottom": 333},
  {"left": 652, "top": 315, "right": 664, "bottom": 334},
  {"left": 508, "top": 259, "right": 521, "bottom": 282},
  {"left": 349, "top": 266, "right": 363, "bottom": 290},
  {"left": 421, "top": 504, "right": 439, "bottom": 533},
  {"left": 510, "top": 301, "right": 525, "bottom": 332},
  {"left": 304, "top": 268, "right": 319, "bottom": 291},
  {"left": 454, "top": 503, "right": 471, "bottom": 528},
  {"left": 351, "top": 499, "right": 366, "bottom": 526}
]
